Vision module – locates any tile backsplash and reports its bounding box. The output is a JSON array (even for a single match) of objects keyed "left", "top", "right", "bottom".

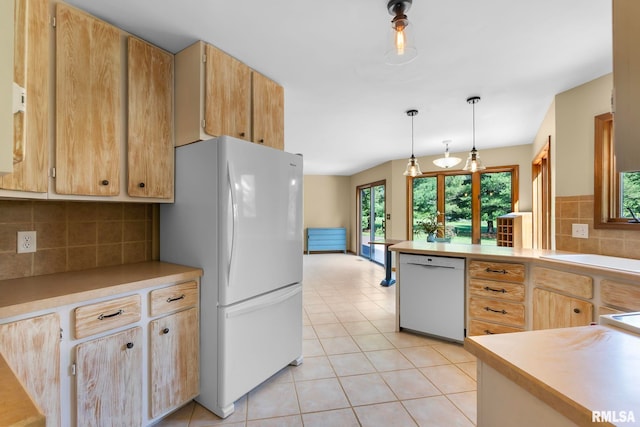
[
  {"left": 555, "top": 195, "right": 640, "bottom": 260},
  {"left": 0, "top": 200, "right": 157, "bottom": 280}
]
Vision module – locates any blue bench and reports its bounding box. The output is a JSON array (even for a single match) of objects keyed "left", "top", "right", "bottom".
[{"left": 306, "top": 227, "right": 347, "bottom": 254}]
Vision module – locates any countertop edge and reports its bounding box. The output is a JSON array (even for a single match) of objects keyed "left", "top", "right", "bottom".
[
  {"left": 464, "top": 328, "right": 618, "bottom": 427},
  {"left": 0, "top": 262, "right": 203, "bottom": 320}
]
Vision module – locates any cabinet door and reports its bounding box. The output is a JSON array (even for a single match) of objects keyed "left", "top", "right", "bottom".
[
  {"left": 76, "top": 327, "right": 142, "bottom": 427},
  {"left": 533, "top": 288, "right": 593, "bottom": 330},
  {"left": 55, "top": 3, "right": 121, "bottom": 196},
  {"left": 149, "top": 307, "right": 199, "bottom": 418},
  {"left": 204, "top": 44, "right": 251, "bottom": 141},
  {"left": 0, "top": 313, "right": 61, "bottom": 427},
  {"left": 1, "top": 0, "right": 49, "bottom": 192},
  {"left": 252, "top": 71, "right": 284, "bottom": 150},
  {"left": 127, "top": 37, "right": 174, "bottom": 199}
]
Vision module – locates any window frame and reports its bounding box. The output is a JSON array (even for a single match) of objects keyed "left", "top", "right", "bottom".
[
  {"left": 594, "top": 112, "right": 640, "bottom": 229},
  {"left": 406, "top": 166, "right": 520, "bottom": 243}
]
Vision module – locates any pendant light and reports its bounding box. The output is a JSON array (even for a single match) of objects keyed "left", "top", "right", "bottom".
[
  {"left": 433, "top": 140, "right": 462, "bottom": 169},
  {"left": 403, "top": 109, "right": 422, "bottom": 176},
  {"left": 463, "top": 96, "right": 486, "bottom": 172},
  {"left": 384, "top": 0, "right": 417, "bottom": 65}
]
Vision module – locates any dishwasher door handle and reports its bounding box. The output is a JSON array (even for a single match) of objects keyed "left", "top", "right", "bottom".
[{"left": 405, "top": 262, "right": 456, "bottom": 270}]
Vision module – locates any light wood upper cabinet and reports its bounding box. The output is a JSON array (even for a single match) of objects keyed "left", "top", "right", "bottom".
[
  {"left": 1, "top": 0, "right": 49, "bottom": 192},
  {"left": 0, "top": 313, "right": 61, "bottom": 427},
  {"left": 127, "top": 36, "right": 174, "bottom": 199},
  {"left": 252, "top": 71, "right": 284, "bottom": 150},
  {"left": 0, "top": 0, "right": 14, "bottom": 176},
  {"left": 175, "top": 41, "right": 284, "bottom": 150},
  {"left": 75, "top": 327, "right": 142, "bottom": 427},
  {"left": 204, "top": 43, "right": 251, "bottom": 141},
  {"left": 613, "top": 0, "right": 640, "bottom": 172},
  {"left": 55, "top": 3, "right": 121, "bottom": 196}
]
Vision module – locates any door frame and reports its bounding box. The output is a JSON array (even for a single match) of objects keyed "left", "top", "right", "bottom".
[
  {"left": 532, "top": 136, "right": 552, "bottom": 249},
  {"left": 356, "top": 179, "right": 386, "bottom": 261}
]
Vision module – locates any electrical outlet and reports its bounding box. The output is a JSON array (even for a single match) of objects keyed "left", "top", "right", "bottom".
[
  {"left": 571, "top": 224, "right": 589, "bottom": 239},
  {"left": 17, "top": 231, "right": 37, "bottom": 253}
]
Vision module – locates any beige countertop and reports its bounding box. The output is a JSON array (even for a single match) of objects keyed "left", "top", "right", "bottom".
[
  {"left": 0, "top": 261, "right": 203, "bottom": 319},
  {"left": 465, "top": 325, "right": 640, "bottom": 426},
  {"left": 389, "top": 241, "right": 640, "bottom": 281}
]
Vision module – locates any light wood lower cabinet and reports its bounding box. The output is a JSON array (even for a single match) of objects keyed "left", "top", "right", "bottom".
[
  {"left": 533, "top": 288, "right": 593, "bottom": 330},
  {"left": 75, "top": 327, "right": 142, "bottom": 427},
  {"left": 0, "top": 313, "right": 61, "bottom": 427},
  {"left": 150, "top": 307, "right": 199, "bottom": 418}
]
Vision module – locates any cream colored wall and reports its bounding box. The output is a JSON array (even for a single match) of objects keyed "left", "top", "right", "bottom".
[
  {"left": 555, "top": 73, "right": 613, "bottom": 197},
  {"left": 303, "top": 175, "right": 351, "bottom": 249}
]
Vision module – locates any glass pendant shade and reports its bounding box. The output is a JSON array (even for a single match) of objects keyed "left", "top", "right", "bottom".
[
  {"left": 384, "top": 17, "right": 417, "bottom": 65},
  {"left": 384, "top": 0, "right": 417, "bottom": 65},
  {"left": 462, "top": 96, "right": 486, "bottom": 172},
  {"left": 433, "top": 140, "right": 461, "bottom": 169},
  {"left": 403, "top": 155, "right": 422, "bottom": 176},
  {"left": 462, "top": 148, "right": 485, "bottom": 172}
]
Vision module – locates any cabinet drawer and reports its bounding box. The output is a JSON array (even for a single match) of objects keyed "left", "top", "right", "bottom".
[
  {"left": 469, "top": 297, "right": 525, "bottom": 327},
  {"left": 531, "top": 266, "right": 593, "bottom": 299},
  {"left": 468, "top": 279, "right": 525, "bottom": 302},
  {"left": 600, "top": 279, "right": 640, "bottom": 312},
  {"left": 468, "top": 319, "right": 524, "bottom": 336},
  {"left": 150, "top": 281, "right": 198, "bottom": 317},
  {"left": 74, "top": 295, "right": 141, "bottom": 339},
  {"left": 468, "top": 260, "right": 525, "bottom": 283}
]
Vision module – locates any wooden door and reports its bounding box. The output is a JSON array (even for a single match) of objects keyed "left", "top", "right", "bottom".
[
  {"left": 127, "top": 36, "right": 174, "bottom": 198},
  {"left": 76, "top": 327, "right": 142, "bottom": 427},
  {"left": 1, "top": 0, "right": 49, "bottom": 192},
  {"left": 0, "top": 313, "right": 61, "bottom": 427},
  {"left": 252, "top": 71, "right": 284, "bottom": 150},
  {"left": 533, "top": 288, "right": 593, "bottom": 330},
  {"left": 55, "top": 3, "right": 121, "bottom": 196},
  {"left": 204, "top": 44, "right": 251, "bottom": 141},
  {"left": 149, "top": 308, "right": 199, "bottom": 418}
]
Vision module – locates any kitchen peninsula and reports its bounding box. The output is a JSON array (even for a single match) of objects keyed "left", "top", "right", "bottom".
[{"left": 390, "top": 241, "right": 640, "bottom": 427}]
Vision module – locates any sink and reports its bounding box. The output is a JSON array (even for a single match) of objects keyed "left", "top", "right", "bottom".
[
  {"left": 600, "top": 312, "right": 640, "bottom": 335},
  {"left": 539, "top": 254, "right": 640, "bottom": 273}
]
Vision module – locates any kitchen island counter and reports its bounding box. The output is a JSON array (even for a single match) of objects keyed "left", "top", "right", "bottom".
[{"left": 465, "top": 325, "right": 640, "bottom": 426}]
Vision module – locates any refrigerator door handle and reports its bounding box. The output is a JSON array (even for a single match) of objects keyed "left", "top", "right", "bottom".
[
  {"left": 224, "top": 285, "right": 302, "bottom": 319},
  {"left": 227, "top": 163, "right": 238, "bottom": 284}
]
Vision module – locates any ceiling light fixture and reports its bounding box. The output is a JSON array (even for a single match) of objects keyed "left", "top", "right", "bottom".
[
  {"left": 433, "top": 140, "right": 461, "bottom": 169},
  {"left": 463, "top": 96, "right": 486, "bottom": 172},
  {"left": 403, "top": 109, "right": 422, "bottom": 177},
  {"left": 385, "top": 0, "right": 417, "bottom": 65}
]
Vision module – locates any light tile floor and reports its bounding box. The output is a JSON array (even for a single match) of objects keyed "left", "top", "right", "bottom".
[{"left": 156, "top": 253, "right": 477, "bottom": 427}]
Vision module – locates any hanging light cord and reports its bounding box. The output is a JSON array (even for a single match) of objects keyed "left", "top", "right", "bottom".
[
  {"left": 411, "top": 113, "right": 415, "bottom": 155},
  {"left": 471, "top": 101, "right": 476, "bottom": 151}
]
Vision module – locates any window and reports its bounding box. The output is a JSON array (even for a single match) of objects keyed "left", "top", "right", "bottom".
[
  {"left": 594, "top": 113, "right": 640, "bottom": 228},
  {"left": 408, "top": 167, "right": 519, "bottom": 244}
]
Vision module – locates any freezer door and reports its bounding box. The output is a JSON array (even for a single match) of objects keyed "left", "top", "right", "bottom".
[
  {"left": 218, "top": 137, "right": 303, "bottom": 305},
  {"left": 218, "top": 283, "right": 302, "bottom": 408}
]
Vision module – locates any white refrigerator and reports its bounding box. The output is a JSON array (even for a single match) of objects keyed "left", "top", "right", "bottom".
[{"left": 160, "top": 136, "right": 303, "bottom": 418}]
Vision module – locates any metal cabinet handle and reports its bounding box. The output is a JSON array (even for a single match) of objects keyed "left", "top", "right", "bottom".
[
  {"left": 98, "top": 309, "right": 124, "bottom": 320},
  {"left": 239, "top": 132, "right": 245, "bottom": 137},
  {"left": 138, "top": 182, "right": 145, "bottom": 188},
  {"left": 484, "top": 329, "right": 495, "bottom": 335},
  {"left": 162, "top": 327, "right": 170, "bottom": 334},
  {"left": 485, "top": 268, "right": 507, "bottom": 274},
  {"left": 100, "top": 179, "right": 109, "bottom": 186},
  {"left": 166, "top": 294, "right": 185, "bottom": 303},
  {"left": 573, "top": 308, "right": 581, "bottom": 314},
  {"left": 258, "top": 139, "right": 264, "bottom": 144},
  {"left": 126, "top": 342, "right": 134, "bottom": 349},
  {"left": 484, "top": 286, "right": 506, "bottom": 293},
  {"left": 484, "top": 306, "right": 507, "bottom": 314}
]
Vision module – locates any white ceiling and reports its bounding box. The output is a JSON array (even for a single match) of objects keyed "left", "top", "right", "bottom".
[{"left": 67, "top": 0, "right": 612, "bottom": 175}]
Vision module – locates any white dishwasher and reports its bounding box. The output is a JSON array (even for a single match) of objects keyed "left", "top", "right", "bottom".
[{"left": 399, "top": 253, "right": 465, "bottom": 342}]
